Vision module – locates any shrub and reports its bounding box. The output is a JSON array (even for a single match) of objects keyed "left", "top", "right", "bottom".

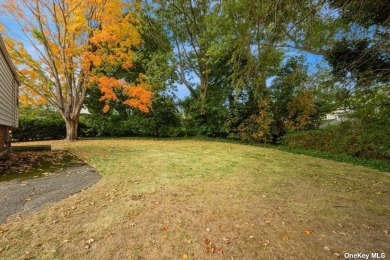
[
  {"left": 80, "top": 95, "right": 183, "bottom": 138},
  {"left": 238, "top": 98, "right": 274, "bottom": 143},
  {"left": 13, "top": 108, "right": 66, "bottom": 141},
  {"left": 283, "top": 119, "right": 390, "bottom": 160}
]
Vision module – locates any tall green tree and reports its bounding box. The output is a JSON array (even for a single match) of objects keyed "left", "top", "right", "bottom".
[
  {"left": 149, "top": 0, "right": 219, "bottom": 109},
  {"left": 219, "top": 0, "right": 343, "bottom": 100},
  {"left": 215, "top": 0, "right": 342, "bottom": 142},
  {"left": 325, "top": 0, "right": 389, "bottom": 120},
  {"left": 269, "top": 56, "right": 311, "bottom": 138}
]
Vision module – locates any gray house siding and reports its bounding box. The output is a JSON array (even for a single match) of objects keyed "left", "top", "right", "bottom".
[
  {"left": 0, "top": 35, "right": 19, "bottom": 128},
  {"left": 0, "top": 34, "right": 19, "bottom": 156}
]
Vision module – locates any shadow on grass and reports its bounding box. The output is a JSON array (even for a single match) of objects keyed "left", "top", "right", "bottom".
[{"left": 0, "top": 150, "right": 85, "bottom": 182}]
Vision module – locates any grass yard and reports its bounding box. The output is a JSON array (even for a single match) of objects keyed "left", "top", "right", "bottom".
[{"left": 1, "top": 139, "right": 389, "bottom": 259}]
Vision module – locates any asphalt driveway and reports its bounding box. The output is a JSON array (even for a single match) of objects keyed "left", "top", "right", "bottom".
[{"left": 0, "top": 165, "right": 101, "bottom": 223}]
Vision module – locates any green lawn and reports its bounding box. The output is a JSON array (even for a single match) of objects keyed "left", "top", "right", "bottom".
[{"left": 1, "top": 139, "right": 389, "bottom": 259}]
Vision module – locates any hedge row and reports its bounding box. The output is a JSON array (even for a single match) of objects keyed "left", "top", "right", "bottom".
[
  {"left": 282, "top": 120, "right": 390, "bottom": 160},
  {"left": 13, "top": 114, "right": 66, "bottom": 141},
  {"left": 12, "top": 107, "right": 182, "bottom": 141}
]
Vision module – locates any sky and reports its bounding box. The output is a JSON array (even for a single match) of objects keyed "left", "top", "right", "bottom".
[{"left": 175, "top": 85, "right": 191, "bottom": 100}]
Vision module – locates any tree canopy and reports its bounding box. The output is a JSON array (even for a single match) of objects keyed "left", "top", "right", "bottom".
[{"left": 1, "top": 0, "right": 388, "bottom": 146}]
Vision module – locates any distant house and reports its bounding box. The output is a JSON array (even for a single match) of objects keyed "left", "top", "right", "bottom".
[
  {"left": 0, "top": 34, "right": 19, "bottom": 157},
  {"left": 325, "top": 108, "right": 351, "bottom": 121},
  {"left": 320, "top": 108, "right": 352, "bottom": 128},
  {"left": 326, "top": 108, "right": 351, "bottom": 122}
]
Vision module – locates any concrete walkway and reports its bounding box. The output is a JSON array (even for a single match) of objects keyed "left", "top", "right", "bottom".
[{"left": 0, "top": 165, "right": 101, "bottom": 223}]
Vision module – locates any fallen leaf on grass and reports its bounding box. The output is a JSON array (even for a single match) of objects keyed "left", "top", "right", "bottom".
[
  {"left": 84, "top": 238, "right": 95, "bottom": 249},
  {"left": 204, "top": 243, "right": 215, "bottom": 253},
  {"left": 223, "top": 238, "right": 230, "bottom": 244},
  {"left": 362, "top": 224, "right": 371, "bottom": 229},
  {"left": 203, "top": 238, "right": 223, "bottom": 254},
  {"left": 282, "top": 234, "right": 290, "bottom": 241},
  {"left": 182, "top": 254, "right": 188, "bottom": 260},
  {"left": 85, "top": 238, "right": 94, "bottom": 245},
  {"left": 160, "top": 225, "right": 168, "bottom": 231},
  {"left": 0, "top": 227, "right": 6, "bottom": 234},
  {"left": 304, "top": 229, "right": 313, "bottom": 235},
  {"left": 263, "top": 240, "right": 270, "bottom": 246},
  {"left": 215, "top": 247, "right": 224, "bottom": 254}
]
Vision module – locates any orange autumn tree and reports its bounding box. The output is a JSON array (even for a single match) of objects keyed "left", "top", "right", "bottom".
[{"left": 0, "top": 0, "right": 152, "bottom": 141}]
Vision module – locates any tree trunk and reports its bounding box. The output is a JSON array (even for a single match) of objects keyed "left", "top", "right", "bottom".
[{"left": 65, "top": 118, "right": 79, "bottom": 142}]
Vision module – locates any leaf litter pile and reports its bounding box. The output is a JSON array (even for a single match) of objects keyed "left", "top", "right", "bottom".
[
  {"left": 0, "top": 139, "right": 389, "bottom": 259},
  {"left": 0, "top": 150, "right": 84, "bottom": 181}
]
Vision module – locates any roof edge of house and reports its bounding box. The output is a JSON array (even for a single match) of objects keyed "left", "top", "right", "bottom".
[{"left": 0, "top": 34, "right": 20, "bottom": 86}]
